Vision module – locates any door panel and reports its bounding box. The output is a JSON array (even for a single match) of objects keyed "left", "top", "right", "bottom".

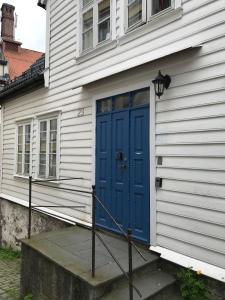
[
  {"left": 96, "top": 114, "right": 112, "bottom": 229},
  {"left": 130, "top": 107, "right": 150, "bottom": 242},
  {"left": 111, "top": 111, "right": 130, "bottom": 231}
]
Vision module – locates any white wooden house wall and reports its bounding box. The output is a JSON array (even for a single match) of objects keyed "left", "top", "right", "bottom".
[{"left": 1, "top": 0, "right": 225, "bottom": 275}]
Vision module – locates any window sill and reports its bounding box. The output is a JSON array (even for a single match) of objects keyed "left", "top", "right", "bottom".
[
  {"left": 14, "top": 174, "right": 29, "bottom": 180},
  {"left": 75, "top": 39, "right": 117, "bottom": 64},
  {"left": 33, "top": 177, "right": 60, "bottom": 186},
  {"left": 119, "top": 7, "right": 183, "bottom": 46}
]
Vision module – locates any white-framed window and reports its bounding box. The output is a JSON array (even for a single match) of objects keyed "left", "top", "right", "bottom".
[
  {"left": 126, "top": 0, "right": 178, "bottom": 31},
  {"left": 151, "top": 0, "right": 171, "bottom": 16},
  {"left": 16, "top": 122, "right": 32, "bottom": 176},
  {"left": 127, "top": 0, "right": 146, "bottom": 29},
  {"left": 81, "top": 0, "right": 111, "bottom": 52},
  {"left": 38, "top": 116, "right": 59, "bottom": 179}
]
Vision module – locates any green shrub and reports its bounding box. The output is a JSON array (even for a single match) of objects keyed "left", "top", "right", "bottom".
[
  {"left": 0, "top": 247, "right": 21, "bottom": 260},
  {"left": 24, "top": 295, "right": 33, "bottom": 300},
  {"left": 6, "top": 288, "right": 32, "bottom": 300},
  {"left": 177, "top": 268, "right": 211, "bottom": 300}
]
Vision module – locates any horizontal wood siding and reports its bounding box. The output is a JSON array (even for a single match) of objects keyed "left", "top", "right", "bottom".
[
  {"left": 1, "top": 86, "right": 93, "bottom": 224},
  {"left": 1, "top": 0, "right": 225, "bottom": 270}
]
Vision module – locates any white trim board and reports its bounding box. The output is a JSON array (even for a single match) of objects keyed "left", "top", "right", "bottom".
[
  {"left": 91, "top": 80, "right": 156, "bottom": 244},
  {"left": 151, "top": 246, "right": 225, "bottom": 282},
  {"left": 0, "top": 193, "right": 92, "bottom": 228},
  {"left": 73, "top": 44, "right": 202, "bottom": 89}
]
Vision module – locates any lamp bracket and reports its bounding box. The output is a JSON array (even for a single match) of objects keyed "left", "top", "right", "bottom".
[{"left": 164, "top": 75, "right": 171, "bottom": 89}]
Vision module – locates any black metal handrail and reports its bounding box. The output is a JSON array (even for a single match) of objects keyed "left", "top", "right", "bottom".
[
  {"left": 94, "top": 193, "right": 147, "bottom": 262},
  {"left": 92, "top": 186, "right": 145, "bottom": 299},
  {"left": 27, "top": 177, "right": 144, "bottom": 299},
  {"left": 28, "top": 176, "right": 88, "bottom": 239}
]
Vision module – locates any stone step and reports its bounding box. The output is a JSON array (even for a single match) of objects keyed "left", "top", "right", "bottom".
[{"left": 102, "top": 269, "right": 181, "bottom": 300}]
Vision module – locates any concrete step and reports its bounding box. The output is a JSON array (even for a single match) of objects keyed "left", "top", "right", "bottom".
[
  {"left": 102, "top": 269, "right": 181, "bottom": 300},
  {"left": 20, "top": 226, "right": 181, "bottom": 300}
]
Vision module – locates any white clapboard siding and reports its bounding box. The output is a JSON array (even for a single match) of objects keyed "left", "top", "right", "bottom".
[
  {"left": 1, "top": 0, "right": 225, "bottom": 270},
  {"left": 1, "top": 85, "right": 93, "bottom": 224}
]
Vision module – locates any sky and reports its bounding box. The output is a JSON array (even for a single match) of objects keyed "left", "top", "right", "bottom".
[{"left": 0, "top": 0, "right": 46, "bottom": 52}]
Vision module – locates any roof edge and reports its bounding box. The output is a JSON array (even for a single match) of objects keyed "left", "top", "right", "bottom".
[
  {"left": 0, "top": 75, "right": 44, "bottom": 102},
  {"left": 0, "top": 54, "right": 45, "bottom": 101}
]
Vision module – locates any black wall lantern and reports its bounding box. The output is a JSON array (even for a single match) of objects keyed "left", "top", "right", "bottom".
[{"left": 152, "top": 71, "right": 171, "bottom": 98}]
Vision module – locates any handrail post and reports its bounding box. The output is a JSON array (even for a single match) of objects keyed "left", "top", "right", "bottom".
[
  {"left": 92, "top": 185, "right": 96, "bottom": 277},
  {"left": 128, "top": 229, "right": 133, "bottom": 300},
  {"left": 28, "top": 176, "right": 32, "bottom": 239}
]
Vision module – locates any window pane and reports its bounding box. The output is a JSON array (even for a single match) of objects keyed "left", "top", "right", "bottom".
[
  {"left": 114, "top": 94, "right": 130, "bottom": 110},
  {"left": 98, "top": 19, "right": 110, "bottom": 43},
  {"left": 39, "top": 154, "right": 46, "bottom": 176},
  {"left": 18, "top": 126, "right": 23, "bottom": 136},
  {"left": 24, "top": 164, "right": 29, "bottom": 175},
  {"left": 83, "top": 30, "right": 93, "bottom": 51},
  {"left": 128, "top": 0, "right": 142, "bottom": 28},
  {"left": 49, "top": 165, "right": 56, "bottom": 177},
  {"left": 83, "top": 9, "right": 93, "bottom": 31},
  {"left": 17, "top": 154, "right": 22, "bottom": 163},
  {"left": 99, "top": 0, "right": 110, "bottom": 22},
  {"left": 25, "top": 153, "right": 30, "bottom": 164},
  {"left": 18, "top": 126, "right": 23, "bottom": 145},
  {"left": 39, "top": 163, "right": 46, "bottom": 176},
  {"left": 50, "top": 131, "right": 57, "bottom": 143},
  {"left": 83, "top": 0, "right": 92, "bottom": 7},
  {"left": 17, "top": 163, "right": 22, "bottom": 174},
  {"left": 132, "top": 89, "right": 150, "bottom": 107},
  {"left": 40, "top": 140, "right": 46, "bottom": 153},
  {"left": 25, "top": 143, "right": 30, "bottom": 152},
  {"left": 18, "top": 144, "right": 22, "bottom": 153},
  {"left": 25, "top": 134, "right": 30, "bottom": 144},
  {"left": 50, "top": 142, "right": 57, "bottom": 153},
  {"left": 25, "top": 124, "right": 31, "bottom": 135},
  {"left": 49, "top": 154, "right": 56, "bottom": 177},
  {"left": 152, "top": 0, "right": 171, "bottom": 15},
  {"left": 40, "top": 121, "right": 47, "bottom": 132},
  {"left": 97, "top": 98, "right": 112, "bottom": 113},
  {"left": 50, "top": 119, "right": 57, "bottom": 131},
  {"left": 40, "top": 154, "right": 46, "bottom": 165},
  {"left": 83, "top": 9, "right": 93, "bottom": 51}
]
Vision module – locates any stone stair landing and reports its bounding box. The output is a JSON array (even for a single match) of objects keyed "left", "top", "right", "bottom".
[{"left": 20, "top": 226, "right": 181, "bottom": 300}]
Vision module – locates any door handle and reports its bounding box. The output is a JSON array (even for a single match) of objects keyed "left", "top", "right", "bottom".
[{"left": 116, "top": 151, "right": 124, "bottom": 161}]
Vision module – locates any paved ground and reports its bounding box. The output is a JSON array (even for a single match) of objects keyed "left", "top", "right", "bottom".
[{"left": 0, "top": 258, "right": 21, "bottom": 300}]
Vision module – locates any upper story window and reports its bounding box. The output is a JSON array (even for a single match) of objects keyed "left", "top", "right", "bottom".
[
  {"left": 152, "top": 0, "right": 171, "bottom": 15},
  {"left": 82, "top": 0, "right": 111, "bottom": 52},
  {"left": 128, "top": 0, "right": 146, "bottom": 28},
  {"left": 127, "top": 0, "right": 172, "bottom": 30},
  {"left": 16, "top": 122, "right": 31, "bottom": 176}
]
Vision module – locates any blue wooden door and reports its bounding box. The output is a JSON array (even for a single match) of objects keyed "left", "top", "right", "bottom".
[
  {"left": 96, "top": 89, "right": 150, "bottom": 244},
  {"left": 130, "top": 107, "right": 150, "bottom": 242},
  {"left": 111, "top": 110, "right": 130, "bottom": 232}
]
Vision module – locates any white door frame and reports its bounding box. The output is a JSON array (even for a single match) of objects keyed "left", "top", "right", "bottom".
[{"left": 91, "top": 79, "right": 156, "bottom": 245}]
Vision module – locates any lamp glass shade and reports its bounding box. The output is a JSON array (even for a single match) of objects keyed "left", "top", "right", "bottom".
[{"left": 152, "top": 71, "right": 165, "bottom": 98}]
